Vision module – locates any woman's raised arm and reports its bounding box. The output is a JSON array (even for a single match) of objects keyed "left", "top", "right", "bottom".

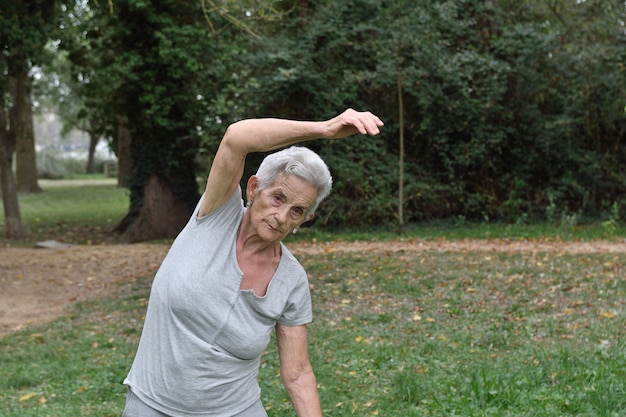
[{"left": 199, "top": 109, "right": 383, "bottom": 217}]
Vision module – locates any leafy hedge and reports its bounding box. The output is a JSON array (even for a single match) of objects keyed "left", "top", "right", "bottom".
[{"left": 233, "top": 0, "right": 625, "bottom": 227}]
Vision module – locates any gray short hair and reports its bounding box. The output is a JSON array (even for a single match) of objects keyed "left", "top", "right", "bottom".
[{"left": 255, "top": 146, "right": 332, "bottom": 215}]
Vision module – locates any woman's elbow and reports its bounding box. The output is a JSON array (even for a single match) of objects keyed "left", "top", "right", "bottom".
[{"left": 281, "top": 361, "right": 314, "bottom": 385}]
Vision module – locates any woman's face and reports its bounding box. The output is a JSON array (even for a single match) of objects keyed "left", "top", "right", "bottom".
[{"left": 247, "top": 174, "right": 317, "bottom": 243}]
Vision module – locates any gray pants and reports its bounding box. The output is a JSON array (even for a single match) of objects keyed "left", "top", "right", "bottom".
[{"left": 122, "top": 388, "right": 268, "bottom": 417}]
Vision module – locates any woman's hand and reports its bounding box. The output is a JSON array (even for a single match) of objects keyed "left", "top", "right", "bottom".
[{"left": 325, "top": 108, "right": 384, "bottom": 139}]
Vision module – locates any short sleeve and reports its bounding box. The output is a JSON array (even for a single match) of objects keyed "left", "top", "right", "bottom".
[{"left": 278, "top": 275, "right": 313, "bottom": 326}]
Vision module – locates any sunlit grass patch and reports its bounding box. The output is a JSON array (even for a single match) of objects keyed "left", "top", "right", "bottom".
[{"left": 0, "top": 180, "right": 128, "bottom": 245}]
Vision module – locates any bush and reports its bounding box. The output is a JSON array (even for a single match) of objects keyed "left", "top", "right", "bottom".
[
  {"left": 37, "top": 151, "right": 78, "bottom": 179},
  {"left": 36, "top": 150, "right": 116, "bottom": 179}
]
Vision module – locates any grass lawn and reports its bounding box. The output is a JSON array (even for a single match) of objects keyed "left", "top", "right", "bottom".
[
  {"left": 0, "top": 178, "right": 129, "bottom": 246},
  {"left": 0, "top": 178, "right": 625, "bottom": 416},
  {"left": 1, "top": 248, "right": 624, "bottom": 416}
]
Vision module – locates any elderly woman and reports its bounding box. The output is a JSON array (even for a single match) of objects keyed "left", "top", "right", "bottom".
[{"left": 122, "top": 108, "right": 384, "bottom": 417}]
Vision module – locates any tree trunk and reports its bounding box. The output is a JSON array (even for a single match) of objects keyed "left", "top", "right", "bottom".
[
  {"left": 0, "top": 96, "right": 26, "bottom": 239},
  {"left": 397, "top": 69, "right": 405, "bottom": 235},
  {"left": 114, "top": 174, "right": 192, "bottom": 242},
  {"left": 85, "top": 131, "right": 99, "bottom": 174},
  {"left": 0, "top": 147, "right": 25, "bottom": 238},
  {"left": 15, "top": 70, "right": 42, "bottom": 193},
  {"left": 116, "top": 115, "right": 132, "bottom": 188}
]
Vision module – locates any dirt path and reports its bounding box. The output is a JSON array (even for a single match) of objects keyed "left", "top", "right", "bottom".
[{"left": 1, "top": 239, "right": 624, "bottom": 338}]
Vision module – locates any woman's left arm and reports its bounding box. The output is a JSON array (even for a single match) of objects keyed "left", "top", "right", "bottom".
[{"left": 275, "top": 323, "right": 322, "bottom": 417}]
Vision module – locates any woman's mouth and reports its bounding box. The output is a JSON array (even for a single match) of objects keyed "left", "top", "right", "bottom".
[{"left": 266, "top": 222, "right": 282, "bottom": 233}]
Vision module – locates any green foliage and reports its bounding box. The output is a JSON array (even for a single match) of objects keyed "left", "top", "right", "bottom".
[
  {"left": 0, "top": 0, "right": 57, "bottom": 78},
  {"left": 97, "top": 0, "right": 213, "bottom": 217},
  {"left": 31, "top": 0, "right": 626, "bottom": 235},
  {"left": 234, "top": 0, "right": 626, "bottom": 228},
  {"left": 317, "top": 139, "right": 398, "bottom": 228},
  {"left": 57, "top": 0, "right": 236, "bottom": 235},
  {"left": 601, "top": 201, "right": 622, "bottom": 237},
  {"left": 234, "top": 0, "right": 400, "bottom": 226},
  {"left": 35, "top": 151, "right": 74, "bottom": 179}
]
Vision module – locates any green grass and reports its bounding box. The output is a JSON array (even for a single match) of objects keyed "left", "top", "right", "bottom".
[
  {"left": 1, "top": 250, "right": 625, "bottom": 416},
  {"left": 291, "top": 251, "right": 626, "bottom": 417},
  {"left": 0, "top": 179, "right": 128, "bottom": 245},
  {"left": 0, "top": 289, "right": 149, "bottom": 417},
  {"left": 295, "top": 220, "right": 626, "bottom": 243}
]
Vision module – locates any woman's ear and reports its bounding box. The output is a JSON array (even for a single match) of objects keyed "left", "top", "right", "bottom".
[{"left": 246, "top": 176, "right": 259, "bottom": 201}]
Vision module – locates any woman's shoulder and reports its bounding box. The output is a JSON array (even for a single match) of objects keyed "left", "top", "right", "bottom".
[
  {"left": 273, "top": 244, "right": 308, "bottom": 286},
  {"left": 195, "top": 186, "right": 243, "bottom": 223}
]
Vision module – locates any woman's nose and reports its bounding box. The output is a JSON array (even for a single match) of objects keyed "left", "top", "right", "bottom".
[{"left": 275, "top": 206, "right": 290, "bottom": 224}]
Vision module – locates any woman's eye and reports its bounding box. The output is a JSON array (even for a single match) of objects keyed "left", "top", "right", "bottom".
[{"left": 291, "top": 208, "right": 304, "bottom": 218}]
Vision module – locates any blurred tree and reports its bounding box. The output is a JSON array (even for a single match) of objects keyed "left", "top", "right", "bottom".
[
  {"left": 1, "top": 0, "right": 58, "bottom": 238},
  {"left": 59, "top": 0, "right": 283, "bottom": 241},
  {"left": 15, "top": 70, "right": 42, "bottom": 193},
  {"left": 33, "top": 42, "right": 104, "bottom": 175},
  {"left": 83, "top": 0, "right": 215, "bottom": 241}
]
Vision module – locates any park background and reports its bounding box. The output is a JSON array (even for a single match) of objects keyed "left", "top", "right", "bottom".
[
  {"left": 1, "top": 1, "right": 625, "bottom": 416},
  {"left": 1, "top": 0, "right": 625, "bottom": 241}
]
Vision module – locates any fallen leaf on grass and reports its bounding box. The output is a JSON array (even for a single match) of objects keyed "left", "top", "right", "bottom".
[
  {"left": 19, "top": 393, "right": 37, "bottom": 402},
  {"left": 600, "top": 311, "right": 617, "bottom": 318}
]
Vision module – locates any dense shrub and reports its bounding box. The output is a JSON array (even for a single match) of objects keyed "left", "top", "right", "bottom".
[{"left": 236, "top": 0, "right": 625, "bottom": 228}]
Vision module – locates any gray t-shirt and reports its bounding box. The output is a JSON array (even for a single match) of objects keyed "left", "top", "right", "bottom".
[{"left": 124, "top": 187, "right": 312, "bottom": 417}]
